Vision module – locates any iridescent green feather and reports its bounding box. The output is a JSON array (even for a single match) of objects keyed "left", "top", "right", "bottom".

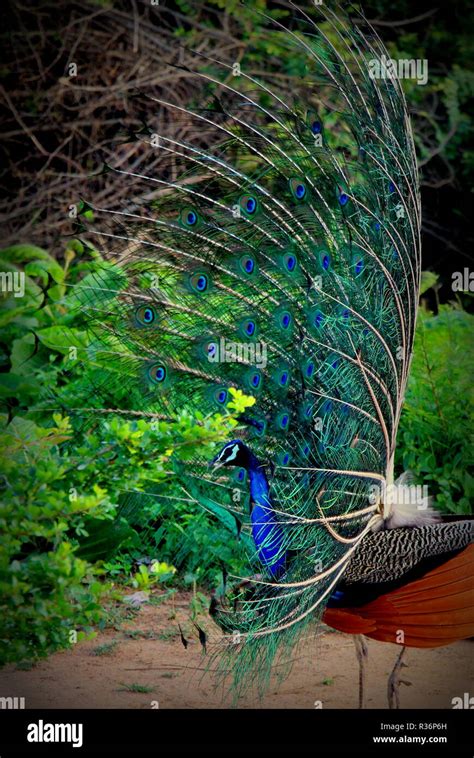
[{"left": 76, "top": 1, "right": 421, "bottom": 695}]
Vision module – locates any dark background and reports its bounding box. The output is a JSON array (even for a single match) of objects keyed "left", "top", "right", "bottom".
[{"left": 0, "top": 0, "right": 473, "bottom": 310}]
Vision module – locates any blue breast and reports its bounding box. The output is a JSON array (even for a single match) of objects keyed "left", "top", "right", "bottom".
[{"left": 248, "top": 467, "right": 287, "bottom": 578}]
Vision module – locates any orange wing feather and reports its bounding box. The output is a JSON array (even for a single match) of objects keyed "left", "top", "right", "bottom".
[{"left": 323, "top": 544, "right": 474, "bottom": 647}]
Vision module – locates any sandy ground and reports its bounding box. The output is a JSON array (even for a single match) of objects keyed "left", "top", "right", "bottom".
[{"left": 1, "top": 591, "right": 472, "bottom": 709}]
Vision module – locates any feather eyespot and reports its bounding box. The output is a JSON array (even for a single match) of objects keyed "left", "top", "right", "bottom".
[
  {"left": 311, "top": 120, "right": 322, "bottom": 135},
  {"left": 246, "top": 197, "right": 256, "bottom": 213},
  {"left": 148, "top": 364, "right": 167, "bottom": 384},
  {"left": 179, "top": 207, "right": 200, "bottom": 227},
  {"left": 278, "top": 413, "right": 289, "bottom": 429},
  {"left": 189, "top": 272, "right": 209, "bottom": 293},
  {"left": 135, "top": 305, "right": 156, "bottom": 326},
  {"left": 283, "top": 253, "right": 297, "bottom": 272},
  {"left": 338, "top": 192, "right": 349, "bottom": 206},
  {"left": 242, "top": 256, "right": 255, "bottom": 273},
  {"left": 244, "top": 320, "right": 255, "bottom": 336},
  {"left": 281, "top": 312, "right": 291, "bottom": 328},
  {"left": 289, "top": 177, "right": 307, "bottom": 201},
  {"left": 239, "top": 194, "right": 259, "bottom": 216},
  {"left": 238, "top": 317, "right": 258, "bottom": 340},
  {"left": 251, "top": 372, "right": 261, "bottom": 388}
]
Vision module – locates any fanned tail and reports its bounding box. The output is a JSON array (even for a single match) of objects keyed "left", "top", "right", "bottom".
[{"left": 75, "top": 1, "right": 421, "bottom": 695}]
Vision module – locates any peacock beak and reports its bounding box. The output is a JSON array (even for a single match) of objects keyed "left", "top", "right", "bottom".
[{"left": 210, "top": 453, "right": 224, "bottom": 472}]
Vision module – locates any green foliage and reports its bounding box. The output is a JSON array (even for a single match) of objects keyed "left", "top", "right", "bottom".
[
  {"left": 0, "top": 243, "right": 245, "bottom": 666},
  {"left": 397, "top": 302, "right": 474, "bottom": 514},
  {"left": 91, "top": 640, "right": 119, "bottom": 656},
  {"left": 118, "top": 682, "right": 153, "bottom": 693},
  {"left": 130, "top": 562, "right": 176, "bottom": 591}
]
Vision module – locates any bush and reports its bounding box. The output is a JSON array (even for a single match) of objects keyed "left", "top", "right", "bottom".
[
  {"left": 0, "top": 243, "right": 245, "bottom": 665},
  {"left": 396, "top": 301, "right": 474, "bottom": 514}
]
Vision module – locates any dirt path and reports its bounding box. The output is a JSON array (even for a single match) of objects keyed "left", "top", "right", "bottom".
[{"left": 2, "top": 591, "right": 472, "bottom": 709}]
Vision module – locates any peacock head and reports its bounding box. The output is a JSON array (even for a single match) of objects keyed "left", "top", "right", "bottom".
[{"left": 210, "top": 439, "right": 251, "bottom": 471}]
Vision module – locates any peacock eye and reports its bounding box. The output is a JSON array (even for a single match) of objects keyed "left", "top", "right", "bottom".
[
  {"left": 311, "top": 120, "right": 322, "bottom": 134},
  {"left": 245, "top": 320, "right": 255, "bottom": 336},
  {"left": 179, "top": 207, "right": 200, "bottom": 227},
  {"left": 389, "top": 181, "right": 396, "bottom": 194},
  {"left": 282, "top": 453, "right": 290, "bottom": 465},
  {"left": 281, "top": 414, "right": 289, "bottom": 428},
  {"left": 149, "top": 364, "right": 167, "bottom": 384},
  {"left": 281, "top": 312, "right": 291, "bottom": 328},
  {"left": 239, "top": 194, "right": 258, "bottom": 216},
  {"left": 285, "top": 254, "right": 296, "bottom": 271},
  {"left": 135, "top": 305, "right": 156, "bottom": 326},
  {"left": 279, "top": 371, "right": 289, "bottom": 386},
  {"left": 289, "top": 177, "right": 307, "bottom": 201},
  {"left": 306, "top": 362, "right": 314, "bottom": 377},
  {"left": 295, "top": 183, "right": 306, "bottom": 199},
  {"left": 189, "top": 272, "right": 209, "bottom": 293},
  {"left": 217, "top": 390, "right": 227, "bottom": 403},
  {"left": 251, "top": 373, "right": 261, "bottom": 388},
  {"left": 338, "top": 192, "right": 349, "bottom": 206},
  {"left": 243, "top": 257, "right": 254, "bottom": 273},
  {"left": 246, "top": 197, "right": 256, "bottom": 213},
  {"left": 322, "top": 254, "right": 330, "bottom": 270}
]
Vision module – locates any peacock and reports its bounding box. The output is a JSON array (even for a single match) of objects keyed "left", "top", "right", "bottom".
[{"left": 75, "top": 0, "right": 474, "bottom": 707}]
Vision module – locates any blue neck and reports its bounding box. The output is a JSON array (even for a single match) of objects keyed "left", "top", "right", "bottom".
[
  {"left": 246, "top": 452, "right": 270, "bottom": 505},
  {"left": 244, "top": 448, "right": 286, "bottom": 578}
]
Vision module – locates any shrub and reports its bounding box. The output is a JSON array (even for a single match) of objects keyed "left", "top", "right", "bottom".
[
  {"left": 396, "top": 301, "right": 473, "bottom": 514},
  {"left": 0, "top": 243, "right": 244, "bottom": 665}
]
